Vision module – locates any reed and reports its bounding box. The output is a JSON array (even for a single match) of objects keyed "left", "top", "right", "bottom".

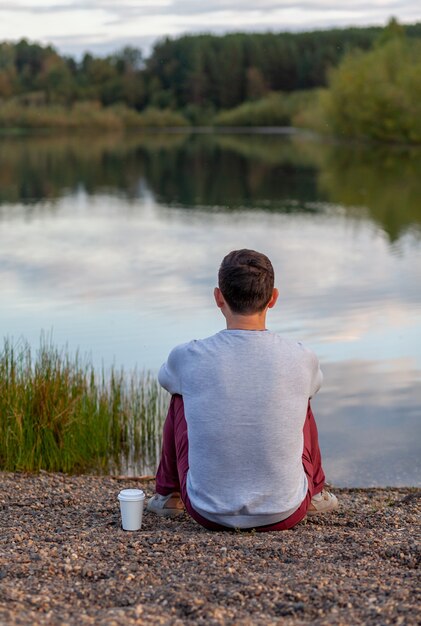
[
  {"left": 0, "top": 101, "right": 189, "bottom": 130},
  {"left": 0, "top": 338, "right": 168, "bottom": 474}
]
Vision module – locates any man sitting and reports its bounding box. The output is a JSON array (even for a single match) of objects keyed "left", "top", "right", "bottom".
[{"left": 148, "top": 249, "right": 338, "bottom": 530}]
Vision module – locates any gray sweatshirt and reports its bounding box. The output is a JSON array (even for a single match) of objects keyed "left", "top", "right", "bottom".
[{"left": 158, "top": 329, "right": 322, "bottom": 528}]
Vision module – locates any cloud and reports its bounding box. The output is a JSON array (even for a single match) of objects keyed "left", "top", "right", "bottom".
[
  {"left": 0, "top": 0, "right": 419, "bottom": 57},
  {"left": 0, "top": 0, "right": 414, "bottom": 17}
]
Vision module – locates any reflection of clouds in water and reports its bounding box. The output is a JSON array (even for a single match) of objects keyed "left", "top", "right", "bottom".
[
  {"left": 312, "top": 358, "right": 421, "bottom": 487},
  {"left": 2, "top": 195, "right": 421, "bottom": 305},
  {"left": 1, "top": 193, "right": 421, "bottom": 338},
  {"left": 2, "top": 192, "right": 420, "bottom": 358},
  {"left": 314, "top": 307, "right": 420, "bottom": 344}
]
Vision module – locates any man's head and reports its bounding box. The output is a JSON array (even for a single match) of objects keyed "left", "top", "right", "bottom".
[{"left": 217, "top": 249, "right": 275, "bottom": 315}]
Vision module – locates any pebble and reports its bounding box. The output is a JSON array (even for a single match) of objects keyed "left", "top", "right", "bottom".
[{"left": 0, "top": 472, "right": 419, "bottom": 625}]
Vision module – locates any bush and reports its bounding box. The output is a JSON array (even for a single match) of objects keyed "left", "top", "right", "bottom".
[
  {"left": 291, "top": 89, "right": 331, "bottom": 134},
  {"left": 130, "top": 107, "right": 189, "bottom": 128},
  {"left": 321, "top": 37, "right": 421, "bottom": 143},
  {"left": 213, "top": 91, "right": 318, "bottom": 127}
]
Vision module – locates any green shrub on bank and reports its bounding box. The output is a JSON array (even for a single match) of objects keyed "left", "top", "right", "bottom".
[
  {"left": 291, "top": 89, "right": 331, "bottom": 134},
  {"left": 146, "top": 107, "right": 189, "bottom": 127},
  {"left": 0, "top": 338, "right": 168, "bottom": 473},
  {"left": 0, "top": 101, "right": 189, "bottom": 130},
  {"left": 321, "top": 37, "right": 421, "bottom": 143},
  {"left": 213, "top": 91, "right": 318, "bottom": 127}
]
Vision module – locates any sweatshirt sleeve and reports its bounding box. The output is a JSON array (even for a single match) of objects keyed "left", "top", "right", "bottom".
[
  {"left": 297, "top": 341, "right": 323, "bottom": 398},
  {"left": 158, "top": 344, "right": 185, "bottom": 395},
  {"left": 309, "top": 352, "right": 323, "bottom": 398}
]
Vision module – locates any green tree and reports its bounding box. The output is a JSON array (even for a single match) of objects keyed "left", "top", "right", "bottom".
[
  {"left": 37, "top": 54, "right": 74, "bottom": 103},
  {"left": 246, "top": 66, "right": 268, "bottom": 100},
  {"left": 323, "top": 29, "right": 421, "bottom": 142},
  {"left": 0, "top": 43, "right": 16, "bottom": 98},
  {"left": 376, "top": 16, "right": 405, "bottom": 46},
  {"left": 112, "top": 46, "right": 143, "bottom": 73}
]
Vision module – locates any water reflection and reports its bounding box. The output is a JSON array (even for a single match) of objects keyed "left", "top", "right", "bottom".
[
  {"left": 1, "top": 132, "right": 421, "bottom": 241},
  {"left": 1, "top": 131, "right": 420, "bottom": 485},
  {"left": 313, "top": 359, "right": 421, "bottom": 487},
  {"left": 318, "top": 142, "right": 421, "bottom": 241}
]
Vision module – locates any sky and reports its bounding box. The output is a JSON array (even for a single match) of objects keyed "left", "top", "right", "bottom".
[{"left": 0, "top": 0, "right": 420, "bottom": 59}]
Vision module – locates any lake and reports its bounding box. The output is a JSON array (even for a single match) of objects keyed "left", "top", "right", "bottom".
[{"left": 1, "top": 129, "right": 420, "bottom": 486}]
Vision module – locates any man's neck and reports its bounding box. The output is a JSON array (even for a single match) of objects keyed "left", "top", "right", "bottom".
[{"left": 225, "top": 313, "right": 267, "bottom": 331}]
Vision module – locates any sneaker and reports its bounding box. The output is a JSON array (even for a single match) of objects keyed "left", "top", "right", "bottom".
[
  {"left": 307, "top": 488, "right": 338, "bottom": 516},
  {"left": 146, "top": 492, "right": 184, "bottom": 517}
]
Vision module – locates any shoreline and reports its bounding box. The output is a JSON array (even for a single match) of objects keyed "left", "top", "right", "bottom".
[{"left": 0, "top": 472, "right": 419, "bottom": 625}]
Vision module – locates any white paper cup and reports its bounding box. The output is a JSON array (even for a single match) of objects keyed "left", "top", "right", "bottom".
[{"left": 118, "top": 489, "right": 145, "bottom": 531}]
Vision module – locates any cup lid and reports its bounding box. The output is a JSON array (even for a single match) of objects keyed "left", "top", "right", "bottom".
[{"left": 118, "top": 488, "right": 145, "bottom": 501}]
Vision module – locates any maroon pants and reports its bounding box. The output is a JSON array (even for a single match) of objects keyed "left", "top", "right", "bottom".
[{"left": 156, "top": 395, "right": 325, "bottom": 531}]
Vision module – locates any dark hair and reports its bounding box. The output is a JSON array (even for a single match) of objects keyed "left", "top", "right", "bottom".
[{"left": 218, "top": 249, "right": 274, "bottom": 314}]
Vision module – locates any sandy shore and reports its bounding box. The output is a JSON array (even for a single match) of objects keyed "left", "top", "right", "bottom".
[{"left": 0, "top": 472, "right": 419, "bottom": 625}]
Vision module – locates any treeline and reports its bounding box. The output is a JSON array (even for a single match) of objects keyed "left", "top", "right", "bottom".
[
  {"left": 1, "top": 21, "right": 421, "bottom": 141},
  {"left": 1, "top": 22, "right": 421, "bottom": 115},
  {"left": 212, "top": 20, "right": 421, "bottom": 143},
  {"left": 143, "top": 28, "right": 379, "bottom": 112}
]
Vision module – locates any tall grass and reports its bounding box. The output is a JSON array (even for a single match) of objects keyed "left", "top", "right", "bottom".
[
  {"left": 0, "top": 338, "right": 168, "bottom": 474},
  {"left": 0, "top": 101, "right": 189, "bottom": 130}
]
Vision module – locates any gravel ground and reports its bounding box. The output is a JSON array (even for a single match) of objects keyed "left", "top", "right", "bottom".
[{"left": 0, "top": 472, "right": 419, "bottom": 626}]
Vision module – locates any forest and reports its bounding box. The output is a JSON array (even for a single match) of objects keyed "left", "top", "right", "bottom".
[{"left": 0, "top": 20, "right": 421, "bottom": 141}]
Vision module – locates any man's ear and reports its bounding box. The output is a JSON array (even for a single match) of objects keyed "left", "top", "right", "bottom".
[
  {"left": 214, "top": 287, "right": 225, "bottom": 309},
  {"left": 267, "top": 288, "right": 279, "bottom": 309}
]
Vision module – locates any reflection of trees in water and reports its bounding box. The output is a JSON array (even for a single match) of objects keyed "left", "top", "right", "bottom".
[
  {"left": 142, "top": 133, "right": 322, "bottom": 209},
  {"left": 0, "top": 132, "right": 187, "bottom": 205},
  {"left": 1, "top": 131, "right": 420, "bottom": 240},
  {"left": 317, "top": 144, "right": 421, "bottom": 241}
]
